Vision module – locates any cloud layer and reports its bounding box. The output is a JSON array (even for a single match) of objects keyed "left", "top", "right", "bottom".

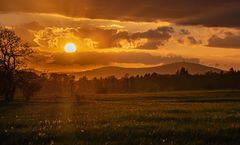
[
  {"left": 208, "top": 32, "right": 240, "bottom": 48},
  {"left": 44, "top": 51, "right": 200, "bottom": 66},
  {"left": 1, "top": 0, "right": 240, "bottom": 27},
  {"left": 1, "top": 1, "right": 240, "bottom": 70}
]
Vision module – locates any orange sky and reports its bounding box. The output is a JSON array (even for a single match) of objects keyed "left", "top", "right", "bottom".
[{"left": 1, "top": 0, "right": 240, "bottom": 72}]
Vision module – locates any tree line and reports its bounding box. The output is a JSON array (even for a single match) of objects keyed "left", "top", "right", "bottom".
[
  {"left": 2, "top": 67, "right": 240, "bottom": 102},
  {"left": 73, "top": 67, "right": 240, "bottom": 94}
]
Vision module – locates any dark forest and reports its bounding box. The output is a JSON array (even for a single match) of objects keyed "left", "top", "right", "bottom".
[{"left": 1, "top": 67, "right": 240, "bottom": 101}]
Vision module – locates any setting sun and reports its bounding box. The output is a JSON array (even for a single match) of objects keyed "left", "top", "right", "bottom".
[{"left": 64, "top": 43, "right": 77, "bottom": 53}]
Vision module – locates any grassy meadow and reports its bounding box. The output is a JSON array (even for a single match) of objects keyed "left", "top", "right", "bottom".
[{"left": 0, "top": 90, "right": 240, "bottom": 145}]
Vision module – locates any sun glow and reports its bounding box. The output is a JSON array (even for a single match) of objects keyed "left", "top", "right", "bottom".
[{"left": 64, "top": 43, "right": 77, "bottom": 53}]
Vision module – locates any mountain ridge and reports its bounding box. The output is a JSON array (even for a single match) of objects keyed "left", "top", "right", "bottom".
[{"left": 73, "top": 62, "right": 224, "bottom": 79}]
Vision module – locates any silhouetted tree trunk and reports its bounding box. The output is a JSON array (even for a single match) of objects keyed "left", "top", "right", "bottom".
[{"left": 2, "top": 69, "right": 16, "bottom": 102}]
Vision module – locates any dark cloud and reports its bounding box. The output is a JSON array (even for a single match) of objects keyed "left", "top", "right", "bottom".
[
  {"left": 79, "top": 26, "right": 174, "bottom": 49},
  {"left": 137, "top": 40, "right": 163, "bottom": 50},
  {"left": 188, "top": 36, "right": 202, "bottom": 45},
  {"left": 131, "top": 27, "right": 174, "bottom": 39},
  {"left": 177, "top": 7, "right": 240, "bottom": 27},
  {"left": 47, "top": 51, "right": 200, "bottom": 66},
  {"left": 36, "top": 26, "right": 174, "bottom": 50},
  {"left": 130, "top": 27, "right": 174, "bottom": 49},
  {"left": 0, "top": 0, "right": 240, "bottom": 27},
  {"left": 177, "top": 39, "right": 185, "bottom": 44},
  {"left": 177, "top": 35, "right": 202, "bottom": 45},
  {"left": 207, "top": 33, "right": 240, "bottom": 48},
  {"left": 179, "top": 29, "right": 190, "bottom": 35}
]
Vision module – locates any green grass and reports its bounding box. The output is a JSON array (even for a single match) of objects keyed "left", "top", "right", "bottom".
[{"left": 0, "top": 90, "right": 240, "bottom": 145}]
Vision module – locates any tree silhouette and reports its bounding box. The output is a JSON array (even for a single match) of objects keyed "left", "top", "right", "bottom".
[
  {"left": 176, "top": 67, "right": 189, "bottom": 76},
  {"left": 0, "top": 28, "right": 32, "bottom": 102}
]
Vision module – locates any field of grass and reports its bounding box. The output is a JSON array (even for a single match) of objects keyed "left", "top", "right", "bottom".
[{"left": 0, "top": 90, "right": 240, "bottom": 145}]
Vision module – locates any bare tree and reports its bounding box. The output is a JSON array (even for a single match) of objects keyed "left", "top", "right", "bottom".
[{"left": 0, "top": 28, "right": 32, "bottom": 102}]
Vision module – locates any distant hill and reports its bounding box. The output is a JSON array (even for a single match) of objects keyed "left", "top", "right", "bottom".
[{"left": 73, "top": 62, "right": 224, "bottom": 79}]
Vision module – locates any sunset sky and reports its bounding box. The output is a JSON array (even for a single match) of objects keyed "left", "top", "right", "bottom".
[{"left": 1, "top": 0, "right": 240, "bottom": 72}]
